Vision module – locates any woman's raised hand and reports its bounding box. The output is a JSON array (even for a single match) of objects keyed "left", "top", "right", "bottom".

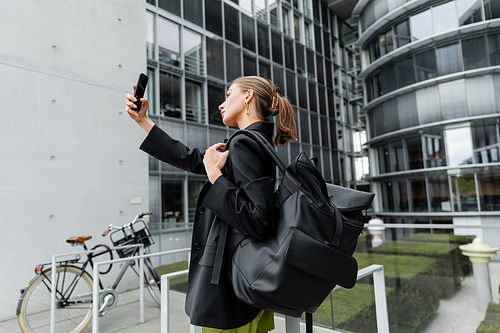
[
  {"left": 125, "top": 85, "right": 154, "bottom": 133},
  {"left": 203, "top": 143, "right": 229, "bottom": 184}
]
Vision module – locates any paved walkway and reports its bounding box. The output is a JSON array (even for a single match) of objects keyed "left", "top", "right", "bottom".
[{"left": 2, "top": 263, "right": 499, "bottom": 333}]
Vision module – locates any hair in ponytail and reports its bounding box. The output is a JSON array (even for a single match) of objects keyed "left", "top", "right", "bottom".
[{"left": 232, "top": 76, "right": 297, "bottom": 146}]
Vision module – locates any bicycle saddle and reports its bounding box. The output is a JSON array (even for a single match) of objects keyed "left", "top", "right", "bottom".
[{"left": 66, "top": 235, "right": 92, "bottom": 245}]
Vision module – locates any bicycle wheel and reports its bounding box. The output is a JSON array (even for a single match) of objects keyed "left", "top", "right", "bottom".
[
  {"left": 18, "top": 266, "right": 93, "bottom": 333},
  {"left": 144, "top": 257, "right": 161, "bottom": 306}
]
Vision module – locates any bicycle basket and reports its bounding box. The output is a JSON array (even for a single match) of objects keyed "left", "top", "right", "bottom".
[{"left": 110, "top": 221, "right": 155, "bottom": 258}]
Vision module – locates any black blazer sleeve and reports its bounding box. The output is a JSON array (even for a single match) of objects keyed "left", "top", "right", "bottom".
[
  {"left": 202, "top": 135, "right": 276, "bottom": 239},
  {"left": 139, "top": 125, "right": 206, "bottom": 175}
]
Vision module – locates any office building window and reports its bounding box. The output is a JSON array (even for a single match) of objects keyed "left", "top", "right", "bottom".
[
  {"left": 314, "top": 24, "right": 322, "bottom": 54},
  {"left": 382, "top": 181, "right": 395, "bottom": 211},
  {"left": 428, "top": 174, "right": 451, "bottom": 212},
  {"left": 158, "top": 17, "right": 180, "bottom": 66},
  {"left": 161, "top": 179, "right": 184, "bottom": 227},
  {"left": 225, "top": 4, "right": 240, "bottom": 45},
  {"left": 446, "top": 127, "right": 473, "bottom": 166},
  {"left": 410, "top": 9, "right": 433, "bottom": 41},
  {"left": 259, "top": 61, "right": 271, "bottom": 80},
  {"left": 294, "top": 15, "right": 301, "bottom": 41},
  {"left": 286, "top": 70, "right": 297, "bottom": 105},
  {"left": 432, "top": 1, "right": 458, "bottom": 35},
  {"left": 410, "top": 178, "right": 428, "bottom": 212},
  {"left": 284, "top": 37, "right": 295, "bottom": 70},
  {"left": 283, "top": 8, "right": 290, "bottom": 36},
  {"left": 207, "top": 38, "right": 224, "bottom": 80},
  {"left": 244, "top": 53, "right": 257, "bottom": 76},
  {"left": 308, "top": 81, "right": 317, "bottom": 111},
  {"left": 160, "top": 72, "right": 181, "bottom": 119},
  {"left": 450, "top": 170, "right": 478, "bottom": 212},
  {"left": 146, "top": 11, "right": 154, "bottom": 60},
  {"left": 298, "top": 76, "right": 307, "bottom": 108},
  {"left": 395, "top": 20, "right": 410, "bottom": 48},
  {"left": 299, "top": 111, "right": 310, "bottom": 143},
  {"left": 185, "top": 80, "right": 204, "bottom": 123},
  {"left": 485, "top": 0, "right": 500, "bottom": 20},
  {"left": 147, "top": 68, "right": 155, "bottom": 115},
  {"left": 316, "top": 55, "right": 324, "bottom": 85},
  {"left": 389, "top": 140, "right": 405, "bottom": 172},
  {"left": 424, "top": 133, "right": 447, "bottom": 167},
  {"left": 307, "top": 48, "right": 315, "bottom": 79},
  {"left": 184, "top": 29, "right": 203, "bottom": 75},
  {"left": 226, "top": 44, "right": 241, "bottom": 82},
  {"left": 318, "top": 87, "right": 326, "bottom": 115},
  {"left": 272, "top": 30, "right": 283, "bottom": 65},
  {"left": 462, "top": 36, "right": 487, "bottom": 70},
  {"left": 311, "top": 114, "right": 320, "bottom": 145},
  {"left": 273, "top": 66, "right": 284, "bottom": 93},
  {"left": 415, "top": 49, "right": 437, "bottom": 82},
  {"left": 206, "top": 0, "right": 223, "bottom": 36},
  {"left": 477, "top": 167, "right": 500, "bottom": 211},
  {"left": 379, "top": 145, "right": 390, "bottom": 173},
  {"left": 159, "top": 0, "right": 180, "bottom": 16},
  {"left": 184, "top": 0, "right": 203, "bottom": 26},
  {"left": 396, "top": 56, "right": 415, "bottom": 88},
  {"left": 208, "top": 82, "right": 225, "bottom": 126},
  {"left": 457, "top": 0, "right": 483, "bottom": 26},
  {"left": 242, "top": 14, "right": 256, "bottom": 52},
  {"left": 396, "top": 180, "right": 409, "bottom": 212},
  {"left": 436, "top": 43, "right": 462, "bottom": 76},
  {"left": 488, "top": 33, "right": 500, "bottom": 66},
  {"left": 379, "top": 28, "right": 394, "bottom": 57},
  {"left": 257, "top": 22, "right": 270, "bottom": 59},
  {"left": 406, "top": 136, "right": 423, "bottom": 169},
  {"left": 296, "top": 42, "right": 305, "bottom": 74},
  {"left": 472, "top": 125, "right": 499, "bottom": 164}
]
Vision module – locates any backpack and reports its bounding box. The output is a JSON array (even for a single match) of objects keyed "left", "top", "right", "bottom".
[{"left": 213, "top": 130, "right": 375, "bottom": 321}]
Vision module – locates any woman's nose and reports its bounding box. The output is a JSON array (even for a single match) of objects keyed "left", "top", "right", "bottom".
[{"left": 218, "top": 102, "right": 225, "bottom": 110}]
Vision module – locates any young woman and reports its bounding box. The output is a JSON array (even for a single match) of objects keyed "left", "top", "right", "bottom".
[{"left": 125, "top": 76, "right": 297, "bottom": 333}]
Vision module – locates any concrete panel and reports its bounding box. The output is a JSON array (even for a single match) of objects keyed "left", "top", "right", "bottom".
[{"left": 0, "top": 0, "right": 148, "bottom": 321}]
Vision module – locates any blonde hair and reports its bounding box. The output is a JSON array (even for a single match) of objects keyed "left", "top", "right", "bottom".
[{"left": 232, "top": 76, "right": 297, "bottom": 146}]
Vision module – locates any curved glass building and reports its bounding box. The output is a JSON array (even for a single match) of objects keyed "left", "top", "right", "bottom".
[{"left": 353, "top": 0, "right": 500, "bottom": 242}]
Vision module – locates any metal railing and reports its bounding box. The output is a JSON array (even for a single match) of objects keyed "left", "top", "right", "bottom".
[
  {"left": 91, "top": 247, "right": 191, "bottom": 333},
  {"left": 160, "top": 264, "right": 389, "bottom": 333},
  {"left": 49, "top": 243, "right": 145, "bottom": 333}
]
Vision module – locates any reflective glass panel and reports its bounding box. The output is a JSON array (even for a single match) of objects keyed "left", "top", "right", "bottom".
[
  {"left": 445, "top": 127, "right": 473, "bottom": 166},
  {"left": 477, "top": 167, "right": 500, "bottom": 211},
  {"left": 185, "top": 80, "right": 204, "bottom": 123},
  {"left": 294, "top": 15, "right": 301, "bottom": 41},
  {"left": 226, "top": 44, "right": 241, "bottom": 82},
  {"left": 462, "top": 36, "right": 487, "bottom": 70},
  {"left": 436, "top": 43, "right": 462, "bottom": 76},
  {"left": 244, "top": 53, "right": 257, "bottom": 76},
  {"left": 428, "top": 174, "right": 451, "bottom": 212},
  {"left": 410, "top": 9, "right": 433, "bottom": 41},
  {"left": 410, "top": 178, "right": 428, "bottom": 212},
  {"left": 298, "top": 76, "right": 308, "bottom": 108},
  {"left": 242, "top": 14, "right": 256, "bottom": 52},
  {"left": 206, "top": 0, "right": 223, "bottom": 36},
  {"left": 146, "top": 11, "right": 154, "bottom": 60},
  {"left": 286, "top": 71, "right": 297, "bottom": 105},
  {"left": 284, "top": 37, "right": 295, "bottom": 70},
  {"left": 272, "top": 30, "right": 283, "bottom": 64},
  {"left": 300, "top": 111, "right": 310, "bottom": 143},
  {"left": 379, "top": 144, "right": 390, "bottom": 173},
  {"left": 396, "top": 56, "right": 415, "bottom": 88},
  {"left": 396, "top": 180, "right": 409, "bottom": 212},
  {"left": 432, "top": 1, "right": 458, "bottom": 34},
  {"left": 159, "top": 0, "right": 180, "bottom": 15},
  {"left": 160, "top": 72, "right": 181, "bottom": 118},
  {"left": 161, "top": 179, "right": 184, "bottom": 227},
  {"left": 259, "top": 61, "right": 271, "bottom": 80},
  {"left": 308, "top": 81, "right": 317, "bottom": 111},
  {"left": 225, "top": 4, "right": 240, "bottom": 45},
  {"left": 485, "top": 0, "right": 500, "bottom": 20},
  {"left": 456, "top": 0, "right": 483, "bottom": 26},
  {"left": 395, "top": 20, "right": 411, "bottom": 48},
  {"left": 296, "top": 42, "right": 305, "bottom": 74},
  {"left": 406, "top": 136, "right": 423, "bottom": 169},
  {"left": 158, "top": 17, "right": 180, "bottom": 66},
  {"left": 424, "top": 133, "right": 447, "bottom": 167},
  {"left": 183, "top": 29, "right": 203, "bottom": 75},
  {"left": 389, "top": 140, "right": 405, "bottom": 172},
  {"left": 257, "top": 22, "right": 270, "bottom": 59},
  {"left": 206, "top": 38, "right": 224, "bottom": 80},
  {"left": 450, "top": 169, "right": 478, "bottom": 212},
  {"left": 184, "top": 0, "right": 203, "bottom": 26},
  {"left": 488, "top": 32, "right": 500, "bottom": 66},
  {"left": 311, "top": 113, "right": 320, "bottom": 145},
  {"left": 472, "top": 125, "right": 499, "bottom": 163},
  {"left": 382, "top": 181, "right": 395, "bottom": 211}
]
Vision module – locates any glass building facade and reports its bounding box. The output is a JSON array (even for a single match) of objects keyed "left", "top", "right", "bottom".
[
  {"left": 353, "top": 0, "right": 500, "bottom": 229},
  {"left": 144, "top": 0, "right": 368, "bottom": 235}
]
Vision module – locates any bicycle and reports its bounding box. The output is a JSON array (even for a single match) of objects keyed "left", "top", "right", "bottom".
[{"left": 16, "top": 212, "right": 161, "bottom": 333}]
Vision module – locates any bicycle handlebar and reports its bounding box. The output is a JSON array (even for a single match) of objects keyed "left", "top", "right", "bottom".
[{"left": 102, "top": 212, "right": 153, "bottom": 237}]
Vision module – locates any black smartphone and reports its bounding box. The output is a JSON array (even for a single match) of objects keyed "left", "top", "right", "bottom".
[{"left": 132, "top": 73, "right": 149, "bottom": 111}]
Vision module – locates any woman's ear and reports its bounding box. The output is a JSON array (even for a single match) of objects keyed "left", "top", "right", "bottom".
[{"left": 245, "top": 89, "right": 254, "bottom": 103}]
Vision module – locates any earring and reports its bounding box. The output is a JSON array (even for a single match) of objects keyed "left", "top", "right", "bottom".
[{"left": 244, "top": 102, "right": 250, "bottom": 115}]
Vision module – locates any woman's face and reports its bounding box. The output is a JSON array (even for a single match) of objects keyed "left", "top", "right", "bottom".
[{"left": 219, "top": 84, "right": 246, "bottom": 127}]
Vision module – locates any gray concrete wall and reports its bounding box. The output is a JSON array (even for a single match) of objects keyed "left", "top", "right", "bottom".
[{"left": 0, "top": 0, "right": 148, "bottom": 320}]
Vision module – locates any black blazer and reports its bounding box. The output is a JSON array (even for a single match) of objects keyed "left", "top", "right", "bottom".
[{"left": 139, "top": 121, "right": 276, "bottom": 329}]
